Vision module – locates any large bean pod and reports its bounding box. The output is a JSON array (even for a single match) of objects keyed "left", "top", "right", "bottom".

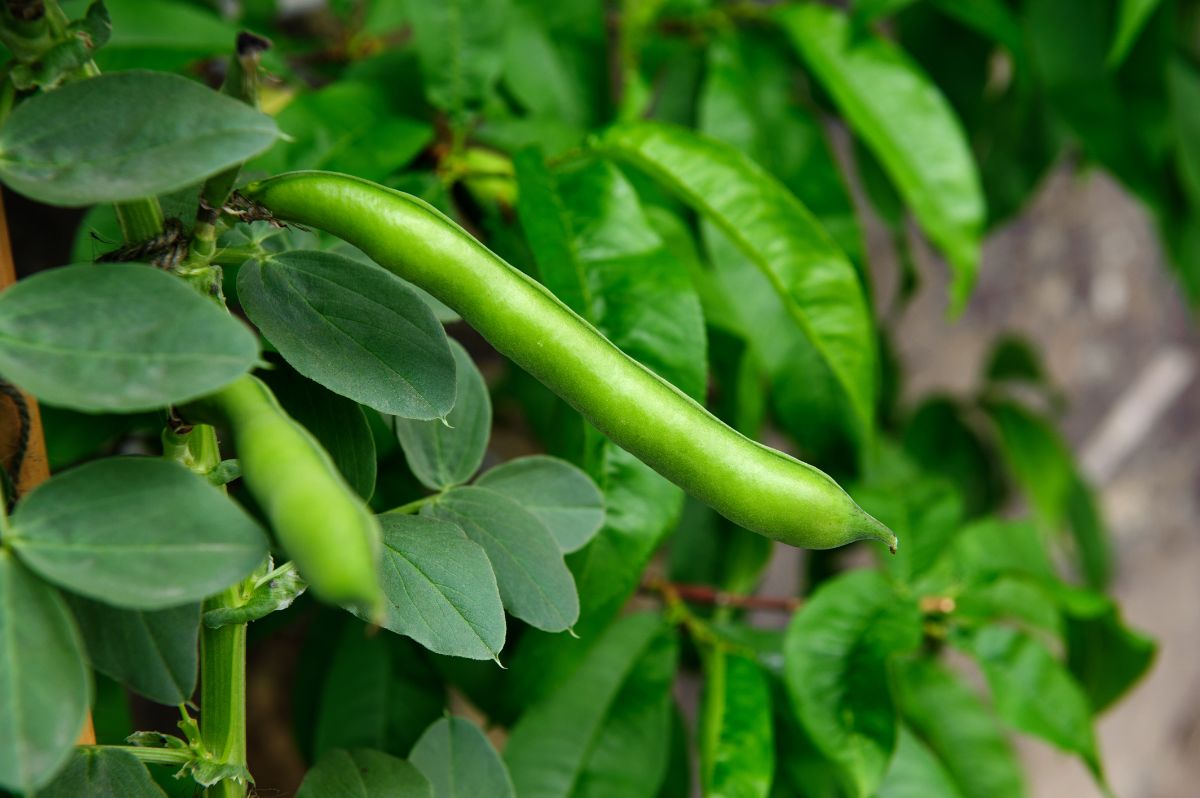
[
  {"left": 244, "top": 172, "right": 895, "bottom": 552},
  {"left": 187, "top": 375, "right": 381, "bottom": 607}
]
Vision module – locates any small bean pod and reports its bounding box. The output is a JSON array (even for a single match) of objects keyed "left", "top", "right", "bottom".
[
  {"left": 186, "top": 374, "right": 381, "bottom": 607},
  {"left": 244, "top": 172, "right": 896, "bottom": 552}
]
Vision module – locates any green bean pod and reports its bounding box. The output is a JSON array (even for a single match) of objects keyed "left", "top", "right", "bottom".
[
  {"left": 244, "top": 172, "right": 896, "bottom": 552},
  {"left": 186, "top": 374, "right": 381, "bottom": 607}
]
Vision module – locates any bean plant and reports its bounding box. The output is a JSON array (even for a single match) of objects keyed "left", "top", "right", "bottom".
[{"left": 0, "top": 1, "right": 1170, "bottom": 797}]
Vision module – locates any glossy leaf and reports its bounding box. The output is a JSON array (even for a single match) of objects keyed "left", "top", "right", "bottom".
[
  {"left": 260, "top": 367, "right": 377, "bottom": 501},
  {"left": 238, "top": 249, "right": 455, "bottom": 420},
  {"left": 600, "top": 122, "right": 876, "bottom": 439},
  {"left": 9, "top": 457, "right": 268, "bottom": 609},
  {"left": 1108, "top": 0, "right": 1162, "bottom": 68},
  {"left": 895, "top": 659, "right": 1026, "bottom": 798},
  {"left": 365, "top": 514, "right": 505, "bottom": 661},
  {"left": 35, "top": 747, "right": 167, "bottom": 798},
  {"left": 783, "top": 570, "right": 921, "bottom": 797},
  {"left": 701, "top": 651, "right": 774, "bottom": 798},
  {"left": 505, "top": 614, "right": 678, "bottom": 798},
  {"left": 65, "top": 595, "right": 199, "bottom": 706},
  {"left": 297, "top": 749, "right": 432, "bottom": 798},
  {"left": 410, "top": 717, "right": 515, "bottom": 798},
  {"left": 778, "top": 3, "right": 984, "bottom": 311},
  {"left": 0, "top": 70, "right": 278, "bottom": 206},
  {"left": 394, "top": 341, "right": 490, "bottom": 489},
  {"left": 407, "top": 0, "right": 510, "bottom": 114},
  {"left": 877, "top": 725, "right": 965, "bottom": 798},
  {"left": 475, "top": 455, "right": 605, "bottom": 552},
  {"left": 0, "top": 263, "right": 258, "bottom": 412},
  {"left": 425, "top": 486, "right": 578, "bottom": 632},
  {"left": 966, "top": 626, "right": 1101, "bottom": 775},
  {"left": 0, "top": 551, "right": 90, "bottom": 793}
]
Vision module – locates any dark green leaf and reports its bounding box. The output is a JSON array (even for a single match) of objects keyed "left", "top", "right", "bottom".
[
  {"left": 425, "top": 486, "right": 577, "bottom": 632},
  {"left": 877, "top": 724, "right": 965, "bottom": 798},
  {"left": 0, "top": 551, "right": 90, "bottom": 793},
  {"left": 94, "top": 0, "right": 238, "bottom": 73},
  {"left": 0, "top": 263, "right": 258, "bottom": 412},
  {"left": 260, "top": 368, "right": 377, "bottom": 501},
  {"left": 65, "top": 595, "right": 198, "bottom": 706},
  {"left": 1065, "top": 600, "right": 1156, "bottom": 713},
  {"left": 475, "top": 456, "right": 605, "bottom": 552},
  {"left": 895, "top": 659, "right": 1026, "bottom": 798},
  {"left": 9, "top": 457, "right": 268, "bottom": 609},
  {"left": 965, "top": 626, "right": 1101, "bottom": 776},
  {"left": 1169, "top": 57, "right": 1200, "bottom": 209},
  {"left": 701, "top": 651, "right": 774, "bottom": 798},
  {"left": 365, "top": 514, "right": 505, "bottom": 660},
  {"left": 297, "top": 749, "right": 432, "bottom": 798},
  {"left": 1108, "top": 0, "right": 1162, "bottom": 68},
  {"left": 783, "top": 570, "right": 921, "bottom": 797},
  {"left": 778, "top": 4, "right": 984, "bottom": 311},
  {"left": 394, "top": 341, "right": 490, "bottom": 489},
  {"left": 0, "top": 71, "right": 278, "bottom": 206},
  {"left": 410, "top": 717, "right": 514, "bottom": 798},
  {"left": 983, "top": 336, "right": 1053, "bottom": 390},
  {"left": 600, "top": 122, "right": 876, "bottom": 439},
  {"left": 407, "top": 0, "right": 510, "bottom": 115},
  {"left": 34, "top": 747, "right": 166, "bottom": 798},
  {"left": 902, "top": 398, "right": 1004, "bottom": 518},
  {"left": 505, "top": 614, "right": 678, "bottom": 798},
  {"left": 657, "top": 704, "right": 692, "bottom": 798},
  {"left": 513, "top": 147, "right": 590, "bottom": 316},
  {"left": 238, "top": 250, "right": 455, "bottom": 420}
]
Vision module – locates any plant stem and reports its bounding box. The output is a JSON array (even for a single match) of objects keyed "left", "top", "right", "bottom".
[
  {"left": 115, "top": 199, "right": 165, "bottom": 243},
  {"left": 200, "top": 584, "right": 248, "bottom": 798},
  {"left": 78, "top": 745, "right": 193, "bottom": 767}
]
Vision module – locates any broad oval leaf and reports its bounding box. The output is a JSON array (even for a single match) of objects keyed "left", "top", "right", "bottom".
[
  {"left": 9, "top": 457, "right": 268, "bottom": 609},
  {"left": 505, "top": 614, "right": 678, "bottom": 798},
  {"left": 878, "top": 725, "right": 965, "bottom": 798},
  {"left": 35, "top": 747, "right": 166, "bottom": 798},
  {"left": 783, "top": 570, "right": 921, "bottom": 798},
  {"left": 297, "top": 749, "right": 432, "bottom": 798},
  {"left": 777, "top": 4, "right": 984, "bottom": 312},
  {"left": 0, "top": 263, "right": 258, "bottom": 412},
  {"left": 238, "top": 249, "right": 455, "bottom": 420},
  {"left": 425, "top": 486, "right": 578, "bottom": 632},
  {"left": 65, "top": 594, "right": 199, "bottom": 706},
  {"left": 475, "top": 455, "right": 604, "bottom": 552},
  {"left": 599, "top": 122, "right": 876, "bottom": 441},
  {"left": 0, "top": 551, "right": 90, "bottom": 794},
  {"left": 895, "top": 658, "right": 1026, "bottom": 798},
  {"left": 411, "top": 717, "right": 515, "bottom": 798},
  {"left": 394, "top": 341, "right": 490, "bottom": 489},
  {"left": 0, "top": 70, "right": 278, "bottom": 206},
  {"left": 701, "top": 651, "right": 774, "bottom": 798},
  {"left": 362, "top": 514, "right": 505, "bottom": 661}
]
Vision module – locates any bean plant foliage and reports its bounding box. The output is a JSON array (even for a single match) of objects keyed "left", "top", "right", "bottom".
[{"left": 0, "top": 0, "right": 1168, "bottom": 796}]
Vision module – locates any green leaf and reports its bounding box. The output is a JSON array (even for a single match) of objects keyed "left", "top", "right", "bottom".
[
  {"left": 34, "top": 747, "right": 167, "bottom": 798},
  {"left": 0, "top": 551, "right": 90, "bottom": 793},
  {"left": 701, "top": 651, "right": 774, "bottom": 798},
  {"left": 1065, "top": 599, "right": 1156, "bottom": 713},
  {"left": 394, "top": 341, "right": 490, "bottom": 489},
  {"left": 505, "top": 614, "right": 678, "bottom": 798},
  {"left": 364, "top": 514, "right": 505, "bottom": 661},
  {"left": 901, "top": 397, "right": 1005, "bottom": 518},
  {"left": 1170, "top": 57, "right": 1200, "bottom": 210},
  {"left": 475, "top": 456, "right": 605, "bottom": 552},
  {"left": 259, "top": 367, "right": 377, "bottom": 501},
  {"left": 513, "top": 147, "right": 590, "bottom": 316},
  {"left": 599, "top": 122, "right": 876, "bottom": 440},
  {"left": 778, "top": 3, "right": 984, "bottom": 311},
  {"left": 201, "top": 563, "right": 306, "bottom": 628},
  {"left": 425, "top": 486, "right": 578, "bottom": 633},
  {"left": 410, "top": 717, "right": 515, "bottom": 798},
  {"left": 783, "top": 570, "right": 922, "bottom": 797},
  {"left": 1108, "top": 0, "right": 1162, "bottom": 68},
  {"left": 895, "top": 659, "right": 1026, "bottom": 798},
  {"left": 94, "top": 0, "right": 238, "bottom": 73},
  {"left": 877, "top": 725, "right": 965, "bottom": 798},
  {"left": 406, "top": 0, "right": 510, "bottom": 115},
  {"left": 238, "top": 250, "right": 455, "bottom": 420},
  {"left": 0, "top": 263, "right": 258, "bottom": 412},
  {"left": 313, "top": 622, "right": 445, "bottom": 760},
  {"left": 297, "top": 749, "right": 432, "bottom": 798},
  {"left": 64, "top": 595, "right": 199, "bottom": 706},
  {"left": 0, "top": 71, "right": 278, "bottom": 206},
  {"left": 965, "top": 626, "right": 1101, "bottom": 776},
  {"left": 250, "top": 82, "right": 433, "bottom": 183},
  {"left": 9, "top": 457, "right": 268, "bottom": 609}
]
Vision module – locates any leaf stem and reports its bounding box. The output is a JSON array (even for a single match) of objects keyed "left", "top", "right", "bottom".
[
  {"left": 78, "top": 744, "right": 193, "bottom": 767},
  {"left": 384, "top": 495, "right": 434, "bottom": 515}
]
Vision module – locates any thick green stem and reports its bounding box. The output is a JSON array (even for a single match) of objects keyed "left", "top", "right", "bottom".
[
  {"left": 200, "top": 585, "right": 248, "bottom": 798},
  {"left": 115, "top": 199, "right": 165, "bottom": 243}
]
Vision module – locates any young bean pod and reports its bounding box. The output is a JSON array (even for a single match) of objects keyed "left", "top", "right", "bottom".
[
  {"left": 186, "top": 375, "right": 382, "bottom": 607},
  {"left": 244, "top": 172, "right": 896, "bottom": 552}
]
